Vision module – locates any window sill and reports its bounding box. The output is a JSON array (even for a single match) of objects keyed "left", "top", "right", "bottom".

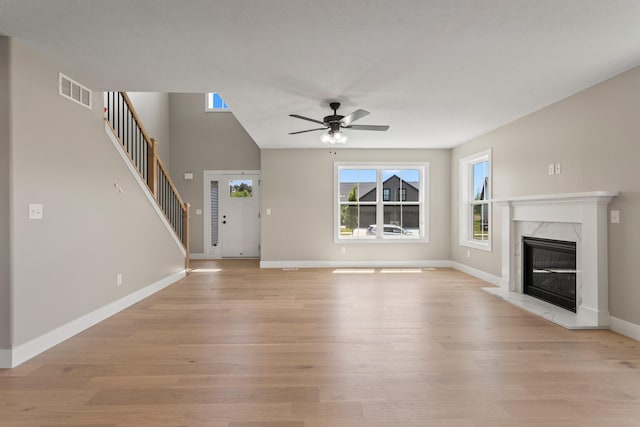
[{"left": 460, "top": 239, "right": 492, "bottom": 252}]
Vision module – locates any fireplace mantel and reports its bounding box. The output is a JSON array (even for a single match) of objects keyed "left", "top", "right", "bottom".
[{"left": 486, "top": 191, "right": 617, "bottom": 329}]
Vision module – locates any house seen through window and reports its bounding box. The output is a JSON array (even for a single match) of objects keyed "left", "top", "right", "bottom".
[{"left": 336, "top": 164, "right": 427, "bottom": 241}]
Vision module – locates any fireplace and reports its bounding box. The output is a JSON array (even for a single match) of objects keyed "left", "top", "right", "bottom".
[
  {"left": 486, "top": 191, "right": 617, "bottom": 329},
  {"left": 522, "top": 237, "right": 577, "bottom": 312}
]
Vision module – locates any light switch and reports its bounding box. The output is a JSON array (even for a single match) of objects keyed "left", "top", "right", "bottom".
[
  {"left": 29, "top": 203, "right": 43, "bottom": 220},
  {"left": 548, "top": 164, "right": 555, "bottom": 176},
  {"left": 184, "top": 172, "right": 194, "bottom": 180},
  {"left": 266, "top": 208, "right": 272, "bottom": 215},
  {"left": 195, "top": 209, "right": 202, "bottom": 215},
  {"left": 555, "top": 163, "right": 561, "bottom": 174},
  {"left": 611, "top": 210, "right": 620, "bottom": 224}
]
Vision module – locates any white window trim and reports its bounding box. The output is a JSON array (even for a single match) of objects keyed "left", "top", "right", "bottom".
[
  {"left": 205, "top": 92, "right": 230, "bottom": 112},
  {"left": 459, "top": 149, "right": 492, "bottom": 251},
  {"left": 334, "top": 162, "right": 429, "bottom": 243}
]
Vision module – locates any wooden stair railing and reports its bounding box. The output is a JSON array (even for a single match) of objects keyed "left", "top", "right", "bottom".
[{"left": 104, "top": 92, "right": 190, "bottom": 273}]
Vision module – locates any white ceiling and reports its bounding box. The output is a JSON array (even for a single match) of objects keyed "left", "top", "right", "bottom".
[{"left": 1, "top": 0, "right": 640, "bottom": 149}]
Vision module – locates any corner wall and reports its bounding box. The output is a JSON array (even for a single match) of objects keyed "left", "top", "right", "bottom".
[
  {"left": 451, "top": 66, "right": 640, "bottom": 327},
  {"left": 0, "top": 36, "right": 11, "bottom": 354},
  {"left": 8, "top": 38, "right": 185, "bottom": 359}
]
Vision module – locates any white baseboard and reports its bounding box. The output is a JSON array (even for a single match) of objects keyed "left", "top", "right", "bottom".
[
  {"left": 259, "top": 260, "right": 453, "bottom": 269},
  {"left": 189, "top": 253, "right": 207, "bottom": 260},
  {"left": 610, "top": 316, "right": 640, "bottom": 341},
  {"left": 6, "top": 270, "right": 185, "bottom": 368},
  {"left": 450, "top": 261, "right": 502, "bottom": 286}
]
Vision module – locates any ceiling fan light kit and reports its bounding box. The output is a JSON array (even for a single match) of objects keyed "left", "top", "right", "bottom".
[
  {"left": 321, "top": 130, "right": 347, "bottom": 144},
  {"left": 289, "top": 102, "right": 389, "bottom": 145}
]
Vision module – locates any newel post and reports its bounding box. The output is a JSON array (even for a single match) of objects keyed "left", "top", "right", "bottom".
[
  {"left": 183, "top": 203, "right": 191, "bottom": 274},
  {"left": 148, "top": 138, "right": 158, "bottom": 197}
]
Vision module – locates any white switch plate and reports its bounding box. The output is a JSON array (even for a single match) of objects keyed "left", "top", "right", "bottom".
[
  {"left": 29, "top": 203, "right": 43, "bottom": 220},
  {"left": 184, "top": 172, "right": 194, "bottom": 180},
  {"left": 195, "top": 209, "right": 202, "bottom": 215},
  {"left": 611, "top": 210, "right": 620, "bottom": 224},
  {"left": 266, "top": 208, "right": 272, "bottom": 215},
  {"left": 116, "top": 273, "right": 123, "bottom": 286},
  {"left": 555, "top": 163, "right": 561, "bottom": 174},
  {"left": 548, "top": 164, "right": 555, "bottom": 176}
]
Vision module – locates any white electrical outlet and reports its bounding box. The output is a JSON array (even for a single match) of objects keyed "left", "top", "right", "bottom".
[
  {"left": 341, "top": 247, "right": 347, "bottom": 254},
  {"left": 116, "top": 273, "right": 123, "bottom": 286},
  {"left": 548, "top": 164, "right": 555, "bottom": 176},
  {"left": 555, "top": 163, "right": 561, "bottom": 174},
  {"left": 467, "top": 250, "right": 471, "bottom": 258}
]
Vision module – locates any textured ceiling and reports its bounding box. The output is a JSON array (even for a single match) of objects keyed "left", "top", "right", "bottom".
[{"left": 1, "top": 0, "right": 640, "bottom": 149}]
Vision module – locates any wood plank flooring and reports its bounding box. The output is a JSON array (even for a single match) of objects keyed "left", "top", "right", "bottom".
[{"left": 2, "top": 260, "right": 640, "bottom": 426}]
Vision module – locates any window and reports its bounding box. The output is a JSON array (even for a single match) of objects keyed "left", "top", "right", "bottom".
[
  {"left": 459, "top": 149, "right": 491, "bottom": 250},
  {"left": 205, "top": 92, "right": 230, "bottom": 111},
  {"left": 229, "top": 179, "right": 253, "bottom": 198},
  {"left": 336, "top": 163, "right": 427, "bottom": 241}
]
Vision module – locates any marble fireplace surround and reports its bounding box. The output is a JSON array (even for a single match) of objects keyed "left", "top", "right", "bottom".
[{"left": 485, "top": 191, "right": 618, "bottom": 329}]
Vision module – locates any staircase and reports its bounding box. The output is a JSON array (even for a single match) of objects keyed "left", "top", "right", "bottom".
[{"left": 104, "top": 92, "right": 190, "bottom": 272}]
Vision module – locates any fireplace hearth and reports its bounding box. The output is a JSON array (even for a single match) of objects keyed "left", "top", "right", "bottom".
[{"left": 523, "top": 237, "right": 577, "bottom": 312}]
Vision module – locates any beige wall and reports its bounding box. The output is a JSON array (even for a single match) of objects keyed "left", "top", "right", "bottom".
[
  {"left": 0, "top": 37, "right": 11, "bottom": 350},
  {"left": 169, "top": 93, "right": 260, "bottom": 254},
  {"left": 451, "top": 66, "right": 640, "bottom": 325},
  {"left": 9, "top": 39, "right": 185, "bottom": 346},
  {"left": 261, "top": 149, "right": 451, "bottom": 263},
  {"left": 127, "top": 92, "right": 171, "bottom": 167}
]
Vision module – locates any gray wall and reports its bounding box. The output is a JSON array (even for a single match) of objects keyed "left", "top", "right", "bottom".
[
  {"left": 261, "top": 149, "right": 451, "bottom": 263},
  {"left": 451, "top": 66, "right": 640, "bottom": 326},
  {"left": 127, "top": 92, "right": 171, "bottom": 168},
  {"left": 0, "top": 37, "right": 11, "bottom": 351},
  {"left": 10, "top": 39, "right": 185, "bottom": 346},
  {"left": 169, "top": 93, "right": 260, "bottom": 254}
]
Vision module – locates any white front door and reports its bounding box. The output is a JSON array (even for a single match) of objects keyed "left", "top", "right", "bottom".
[{"left": 220, "top": 174, "right": 260, "bottom": 258}]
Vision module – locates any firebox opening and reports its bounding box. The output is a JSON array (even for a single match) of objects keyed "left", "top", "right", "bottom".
[{"left": 522, "top": 236, "right": 577, "bottom": 312}]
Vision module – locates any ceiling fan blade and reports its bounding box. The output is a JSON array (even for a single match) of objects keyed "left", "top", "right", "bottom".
[
  {"left": 289, "top": 127, "right": 327, "bottom": 135},
  {"left": 346, "top": 124, "right": 390, "bottom": 131},
  {"left": 290, "top": 114, "right": 325, "bottom": 125},
  {"left": 340, "top": 109, "right": 369, "bottom": 126}
]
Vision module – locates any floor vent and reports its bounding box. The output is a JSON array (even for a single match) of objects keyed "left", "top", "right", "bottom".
[{"left": 59, "top": 73, "right": 91, "bottom": 109}]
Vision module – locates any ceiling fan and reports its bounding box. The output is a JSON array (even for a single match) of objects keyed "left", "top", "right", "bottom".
[{"left": 289, "top": 102, "right": 389, "bottom": 144}]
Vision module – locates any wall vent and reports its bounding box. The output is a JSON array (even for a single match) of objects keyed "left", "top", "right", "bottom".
[{"left": 59, "top": 73, "right": 92, "bottom": 109}]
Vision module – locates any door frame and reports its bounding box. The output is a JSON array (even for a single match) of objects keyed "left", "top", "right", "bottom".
[{"left": 203, "top": 170, "right": 261, "bottom": 259}]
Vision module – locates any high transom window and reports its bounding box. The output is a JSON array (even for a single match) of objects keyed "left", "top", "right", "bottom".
[
  {"left": 205, "top": 92, "right": 229, "bottom": 111},
  {"left": 335, "top": 163, "right": 428, "bottom": 241}
]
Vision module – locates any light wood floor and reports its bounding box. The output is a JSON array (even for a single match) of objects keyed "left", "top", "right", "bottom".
[{"left": 2, "top": 260, "right": 640, "bottom": 426}]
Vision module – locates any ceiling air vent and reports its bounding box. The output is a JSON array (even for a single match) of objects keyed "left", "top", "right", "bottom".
[{"left": 59, "top": 73, "right": 92, "bottom": 109}]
